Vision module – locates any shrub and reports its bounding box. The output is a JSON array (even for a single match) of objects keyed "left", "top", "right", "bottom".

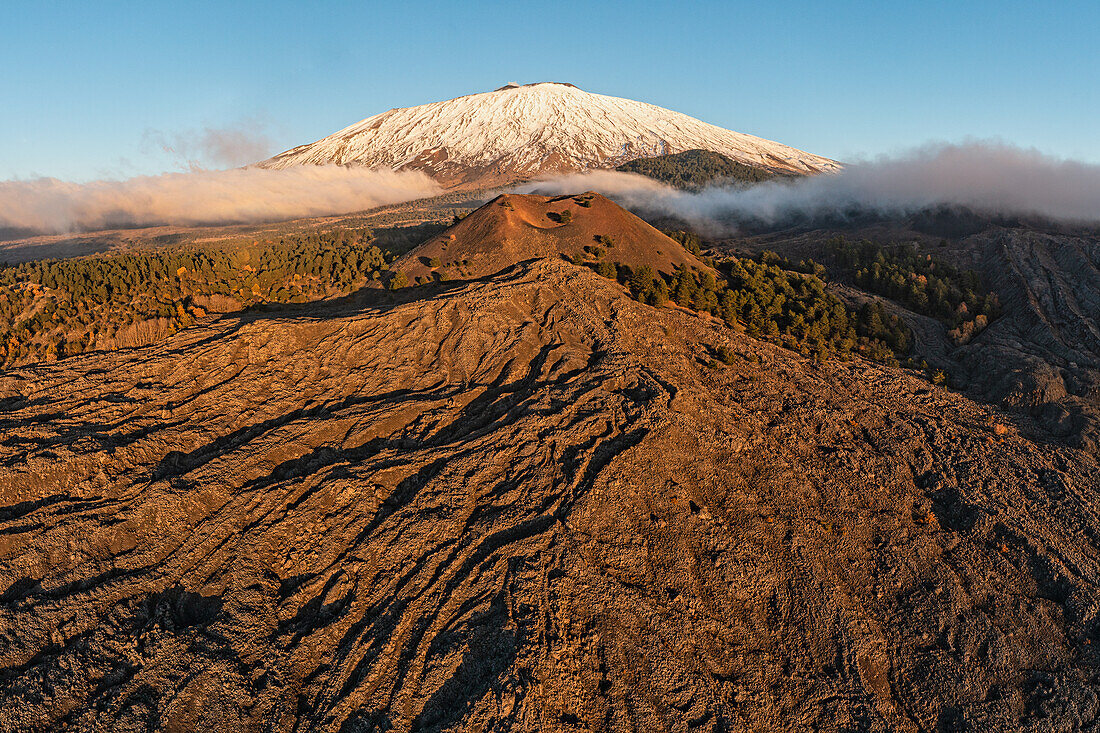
[
  {"left": 596, "top": 261, "right": 618, "bottom": 280},
  {"left": 388, "top": 271, "right": 409, "bottom": 290},
  {"left": 647, "top": 279, "right": 669, "bottom": 306}
]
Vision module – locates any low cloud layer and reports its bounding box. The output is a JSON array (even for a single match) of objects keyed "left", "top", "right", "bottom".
[
  {"left": 523, "top": 143, "right": 1100, "bottom": 232},
  {"left": 5, "top": 142, "right": 1096, "bottom": 237},
  {"left": 0, "top": 166, "right": 441, "bottom": 233}
]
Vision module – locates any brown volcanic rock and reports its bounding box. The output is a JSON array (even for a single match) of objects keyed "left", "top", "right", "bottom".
[
  {"left": 0, "top": 260, "right": 1099, "bottom": 731},
  {"left": 392, "top": 192, "right": 710, "bottom": 281}
]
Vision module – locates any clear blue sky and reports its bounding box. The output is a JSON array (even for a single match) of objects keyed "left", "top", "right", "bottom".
[{"left": 2, "top": 0, "right": 1097, "bottom": 181}]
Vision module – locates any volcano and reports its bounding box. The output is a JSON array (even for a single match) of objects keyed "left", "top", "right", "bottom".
[
  {"left": 392, "top": 191, "right": 709, "bottom": 282},
  {"left": 258, "top": 82, "right": 839, "bottom": 188}
]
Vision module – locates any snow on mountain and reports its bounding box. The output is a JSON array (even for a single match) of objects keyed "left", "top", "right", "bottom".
[{"left": 258, "top": 82, "right": 840, "bottom": 189}]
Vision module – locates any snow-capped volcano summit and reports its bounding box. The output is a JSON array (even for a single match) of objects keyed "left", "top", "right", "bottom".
[{"left": 258, "top": 82, "right": 839, "bottom": 188}]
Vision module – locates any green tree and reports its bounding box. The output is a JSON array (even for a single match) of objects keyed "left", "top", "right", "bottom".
[{"left": 596, "top": 261, "right": 618, "bottom": 280}]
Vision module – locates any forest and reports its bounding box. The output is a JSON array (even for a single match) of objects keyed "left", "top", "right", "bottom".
[
  {"left": 0, "top": 227, "right": 389, "bottom": 367},
  {"left": 0, "top": 225, "right": 991, "bottom": 374},
  {"left": 616, "top": 149, "right": 784, "bottom": 190},
  {"left": 588, "top": 246, "right": 909, "bottom": 364},
  {"left": 819, "top": 237, "right": 1000, "bottom": 344}
]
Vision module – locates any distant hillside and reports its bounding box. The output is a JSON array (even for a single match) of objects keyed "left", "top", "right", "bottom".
[{"left": 616, "top": 149, "right": 789, "bottom": 190}]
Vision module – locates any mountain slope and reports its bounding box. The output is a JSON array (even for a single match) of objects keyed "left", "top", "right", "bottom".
[
  {"left": 730, "top": 221, "right": 1100, "bottom": 450},
  {"left": 1, "top": 258, "right": 1099, "bottom": 731},
  {"left": 392, "top": 191, "right": 709, "bottom": 281},
  {"left": 616, "top": 148, "right": 787, "bottom": 189},
  {"left": 258, "top": 82, "right": 839, "bottom": 188}
]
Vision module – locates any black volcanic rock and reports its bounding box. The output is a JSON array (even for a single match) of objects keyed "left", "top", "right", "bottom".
[{"left": 953, "top": 228, "right": 1100, "bottom": 448}]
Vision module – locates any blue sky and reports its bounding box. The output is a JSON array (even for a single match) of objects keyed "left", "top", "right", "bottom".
[{"left": 2, "top": 0, "right": 1097, "bottom": 181}]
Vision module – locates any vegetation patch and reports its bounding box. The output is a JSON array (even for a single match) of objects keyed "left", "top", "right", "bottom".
[
  {"left": 0, "top": 228, "right": 391, "bottom": 367},
  {"left": 618, "top": 149, "right": 785, "bottom": 190},
  {"left": 591, "top": 251, "right": 910, "bottom": 364},
  {"left": 820, "top": 237, "right": 1000, "bottom": 344}
]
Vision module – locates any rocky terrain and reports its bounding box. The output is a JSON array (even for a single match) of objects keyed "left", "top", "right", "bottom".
[
  {"left": 257, "top": 83, "right": 839, "bottom": 188},
  {"left": 1, "top": 240, "right": 1100, "bottom": 730},
  {"left": 953, "top": 228, "right": 1100, "bottom": 448},
  {"left": 733, "top": 221, "right": 1100, "bottom": 451}
]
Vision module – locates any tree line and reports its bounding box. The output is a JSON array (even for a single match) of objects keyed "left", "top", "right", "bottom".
[
  {"left": 0, "top": 227, "right": 390, "bottom": 367},
  {"left": 587, "top": 247, "right": 910, "bottom": 364},
  {"left": 821, "top": 236, "right": 1000, "bottom": 344},
  {"left": 616, "top": 149, "right": 784, "bottom": 190}
]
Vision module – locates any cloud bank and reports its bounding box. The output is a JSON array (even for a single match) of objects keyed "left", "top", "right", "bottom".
[
  {"left": 523, "top": 143, "right": 1100, "bottom": 232},
  {"left": 5, "top": 142, "right": 1095, "bottom": 237},
  {"left": 0, "top": 166, "right": 441, "bottom": 233}
]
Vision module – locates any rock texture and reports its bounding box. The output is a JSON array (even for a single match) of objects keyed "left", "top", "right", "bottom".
[
  {"left": 953, "top": 229, "right": 1100, "bottom": 448},
  {"left": 258, "top": 83, "right": 839, "bottom": 188},
  {"left": 1, "top": 259, "right": 1099, "bottom": 731}
]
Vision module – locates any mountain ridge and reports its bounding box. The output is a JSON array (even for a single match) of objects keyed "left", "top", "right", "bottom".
[{"left": 258, "top": 83, "right": 840, "bottom": 189}]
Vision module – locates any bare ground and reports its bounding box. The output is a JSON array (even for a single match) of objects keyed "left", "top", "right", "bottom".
[{"left": 0, "top": 260, "right": 1098, "bottom": 731}]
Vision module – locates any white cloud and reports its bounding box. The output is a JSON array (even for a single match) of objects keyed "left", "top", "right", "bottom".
[
  {"left": 523, "top": 142, "right": 1100, "bottom": 232},
  {"left": 0, "top": 166, "right": 441, "bottom": 232}
]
